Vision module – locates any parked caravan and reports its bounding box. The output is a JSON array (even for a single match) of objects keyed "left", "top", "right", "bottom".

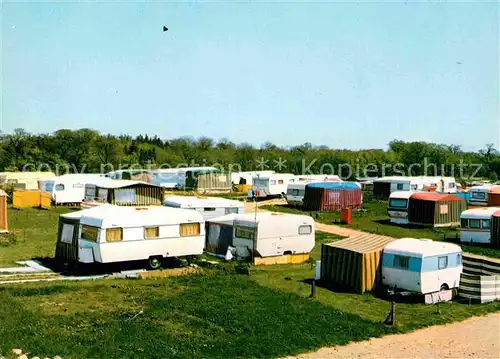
[
  {"left": 388, "top": 191, "right": 413, "bottom": 224},
  {"left": 373, "top": 176, "right": 458, "bottom": 200},
  {"left": 469, "top": 185, "right": 496, "bottom": 206},
  {"left": 0, "top": 190, "right": 8, "bottom": 233},
  {"left": 151, "top": 167, "right": 218, "bottom": 189},
  {"left": 40, "top": 174, "right": 105, "bottom": 205},
  {"left": 163, "top": 196, "right": 244, "bottom": 220},
  {"left": 231, "top": 212, "right": 315, "bottom": 260},
  {"left": 294, "top": 175, "right": 342, "bottom": 183},
  {"left": 231, "top": 171, "right": 275, "bottom": 185},
  {"left": 488, "top": 187, "right": 500, "bottom": 207},
  {"left": 205, "top": 214, "right": 239, "bottom": 255},
  {"left": 320, "top": 233, "right": 394, "bottom": 293},
  {"left": 489, "top": 210, "right": 500, "bottom": 249},
  {"left": 0, "top": 171, "right": 55, "bottom": 190},
  {"left": 302, "top": 182, "right": 362, "bottom": 211},
  {"left": 460, "top": 207, "right": 500, "bottom": 245},
  {"left": 408, "top": 193, "right": 466, "bottom": 227},
  {"left": 249, "top": 173, "right": 296, "bottom": 198},
  {"left": 83, "top": 179, "right": 164, "bottom": 207},
  {"left": 106, "top": 170, "right": 153, "bottom": 183},
  {"left": 64, "top": 205, "right": 205, "bottom": 269},
  {"left": 382, "top": 238, "right": 463, "bottom": 294}
]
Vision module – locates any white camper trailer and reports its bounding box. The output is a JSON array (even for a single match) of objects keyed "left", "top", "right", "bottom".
[
  {"left": 374, "top": 176, "right": 458, "bottom": 197},
  {"left": 231, "top": 212, "right": 315, "bottom": 259},
  {"left": 163, "top": 196, "right": 244, "bottom": 220},
  {"left": 151, "top": 167, "right": 218, "bottom": 188},
  {"left": 387, "top": 191, "right": 413, "bottom": 224},
  {"left": 231, "top": 171, "right": 275, "bottom": 185},
  {"left": 382, "top": 238, "right": 463, "bottom": 294},
  {"left": 294, "top": 175, "right": 342, "bottom": 183},
  {"left": 40, "top": 174, "right": 105, "bottom": 205},
  {"left": 0, "top": 171, "right": 55, "bottom": 190},
  {"left": 249, "top": 173, "right": 296, "bottom": 199},
  {"left": 460, "top": 207, "right": 500, "bottom": 244},
  {"left": 469, "top": 185, "right": 495, "bottom": 207},
  {"left": 75, "top": 204, "right": 205, "bottom": 269}
]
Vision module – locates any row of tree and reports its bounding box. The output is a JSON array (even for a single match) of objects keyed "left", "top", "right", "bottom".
[{"left": 0, "top": 128, "right": 499, "bottom": 181}]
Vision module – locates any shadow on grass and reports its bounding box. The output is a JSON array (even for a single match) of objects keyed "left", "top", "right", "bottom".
[{"left": 0, "top": 274, "right": 394, "bottom": 359}]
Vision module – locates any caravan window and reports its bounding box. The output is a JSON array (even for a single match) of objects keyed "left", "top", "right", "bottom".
[
  {"left": 396, "top": 183, "right": 404, "bottom": 190},
  {"left": 298, "top": 225, "right": 312, "bottom": 235},
  {"left": 388, "top": 198, "right": 408, "bottom": 209},
  {"left": 456, "top": 253, "right": 462, "bottom": 265},
  {"left": 482, "top": 219, "right": 491, "bottom": 229},
  {"left": 270, "top": 180, "right": 277, "bottom": 185},
  {"left": 469, "top": 219, "right": 481, "bottom": 229},
  {"left": 438, "top": 256, "right": 448, "bottom": 270},
  {"left": 278, "top": 180, "right": 284, "bottom": 184},
  {"left": 73, "top": 183, "right": 83, "bottom": 188},
  {"left": 61, "top": 224, "right": 74, "bottom": 244},
  {"left": 410, "top": 185, "right": 418, "bottom": 191},
  {"left": 180, "top": 223, "right": 201, "bottom": 237},
  {"left": 225, "top": 207, "right": 239, "bottom": 215},
  {"left": 292, "top": 189, "right": 300, "bottom": 196},
  {"left": 235, "top": 227, "right": 255, "bottom": 240},
  {"left": 204, "top": 208, "right": 216, "bottom": 212},
  {"left": 106, "top": 228, "right": 123, "bottom": 242},
  {"left": 145, "top": 227, "right": 160, "bottom": 239},
  {"left": 81, "top": 225, "right": 99, "bottom": 242},
  {"left": 55, "top": 184, "right": 65, "bottom": 191},
  {"left": 393, "top": 255, "right": 410, "bottom": 270},
  {"left": 471, "top": 192, "right": 486, "bottom": 200},
  {"left": 461, "top": 218, "right": 469, "bottom": 228},
  {"left": 448, "top": 183, "right": 456, "bottom": 188}
]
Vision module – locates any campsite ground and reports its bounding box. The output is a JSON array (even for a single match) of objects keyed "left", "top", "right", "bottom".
[{"left": 1, "top": 205, "right": 500, "bottom": 358}]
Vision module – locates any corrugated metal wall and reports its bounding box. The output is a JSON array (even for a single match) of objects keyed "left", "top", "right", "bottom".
[
  {"left": 491, "top": 215, "right": 500, "bottom": 248},
  {"left": 55, "top": 217, "right": 80, "bottom": 262},
  {"left": 303, "top": 188, "right": 362, "bottom": 211},
  {"left": 106, "top": 185, "right": 163, "bottom": 206}
]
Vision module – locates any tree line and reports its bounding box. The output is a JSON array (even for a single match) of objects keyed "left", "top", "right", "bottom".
[{"left": 0, "top": 128, "right": 499, "bottom": 181}]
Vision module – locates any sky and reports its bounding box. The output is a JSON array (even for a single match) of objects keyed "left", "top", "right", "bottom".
[{"left": 1, "top": 0, "right": 499, "bottom": 151}]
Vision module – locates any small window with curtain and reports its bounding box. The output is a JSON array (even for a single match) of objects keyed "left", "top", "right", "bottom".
[
  {"left": 278, "top": 180, "right": 284, "bottom": 184},
  {"left": 235, "top": 227, "right": 256, "bottom": 240},
  {"left": 225, "top": 207, "right": 239, "bottom": 215},
  {"left": 456, "top": 253, "right": 462, "bottom": 265},
  {"left": 438, "top": 256, "right": 448, "bottom": 269},
  {"left": 482, "top": 219, "right": 491, "bottom": 229},
  {"left": 106, "top": 228, "right": 123, "bottom": 242},
  {"left": 461, "top": 218, "right": 469, "bottom": 228},
  {"left": 270, "top": 180, "right": 276, "bottom": 185},
  {"left": 81, "top": 225, "right": 99, "bottom": 242},
  {"left": 180, "top": 223, "right": 201, "bottom": 237},
  {"left": 470, "top": 219, "right": 481, "bottom": 229},
  {"left": 292, "top": 189, "right": 300, "bottom": 196},
  {"left": 396, "top": 183, "right": 404, "bottom": 190},
  {"left": 298, "top": 225, "right": 312, "bottom": 235},
  {"left": 393, "top": 255, "right": 410, "bottom": 270},
  {"left": 144, "top": 226, "right": 159, "bottom": 239},
  {"left": 55, "top": 184, "right": 65, "bottom": 191}
]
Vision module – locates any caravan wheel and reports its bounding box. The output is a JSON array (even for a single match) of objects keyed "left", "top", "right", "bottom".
[
  {"left": 440, "top": 283, "right": 449, "bottom": 291},
  {"left": 148, "top": 257, "right": 163, "bottom": 270}
]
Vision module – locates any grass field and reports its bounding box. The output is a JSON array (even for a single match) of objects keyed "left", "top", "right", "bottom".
[
  {"left": 1, "top": 206, "right": 500, "bottom": 359},
  {"left": 262, "top": 200, "right": 500, "bottom": 258}
]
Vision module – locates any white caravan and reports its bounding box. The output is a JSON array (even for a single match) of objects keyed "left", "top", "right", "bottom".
[
  {"left": 375, "top": 176, "right": 458, "bottom": 194},
  {"left": 286, "top": 176, "right": 345, "bottom": 206},
  {"left": 460, "top": 207, "right": 500, "bottom": 244},
  {"left": 232, "top": 212, "right": 315, "bottom": 259},
  {"left": 469, "top": 185, "right": 496, "bottom": 206},
  {"left": 151, "top": 167, "right": 218, "bottom": 188},
  {"left": 382, "top": 238, "right": 463, "bottom": 294},
  {"left": 294, "top": 175, "right": 342, "bottom": 183},
  {"left": 75, "top": 204, "right": 205, "bottom": 269},
  {"left": 387, "top": 191, "right": 413, "bottom": 224},
  {"left": 249, "top": 173, "right": 296, "bottom": 198},
  {"left": 231, "top": 171, "right": 275, "bottom": 185},
  {"left": 40, "top": 174, "right": 105, "bottom": 205},
  {"left": 0, "top": 171, "right": 55, "bottom": 190},
  {"left": 163, "top": 195, "right": 244, "bottom": 220}
]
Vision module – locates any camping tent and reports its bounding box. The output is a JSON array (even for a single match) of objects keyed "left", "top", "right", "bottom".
[
  {"left": 205, "top": 214, "right": 239, "bottom": 255},
  {"left": 320, "top": 233, "right": 394, "bottom": 293},
  {"left": 408, "top": 193, "right": 466, "bottom": 227},
  {"left": 84, "top": 179, "right": 164, "bottom": 206},
  {"left": 302, "top": 182, "right": 362, "bottom": 211}
]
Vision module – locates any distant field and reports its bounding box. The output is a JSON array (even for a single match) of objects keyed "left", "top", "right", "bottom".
[
  {"left": 262, "top": 200, "right": 500, "bottom": 258},
  {"left": 1, "top": 205, "right": 500, "bottom": 359}
]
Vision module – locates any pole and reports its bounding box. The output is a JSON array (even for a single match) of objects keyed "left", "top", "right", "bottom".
[{"left": 310, "top": 279, "right": 316, "bottom": 298}]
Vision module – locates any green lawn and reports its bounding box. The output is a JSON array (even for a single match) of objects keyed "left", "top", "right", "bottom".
[
  {"left": 1, "top": 205, "right": 500, "bottom": 359},
  {"left": 262, "top": 201, "right": 500, "bottom": 258},
  {"left": 0, "top": 207, "right": 76, "bottom": 267}
]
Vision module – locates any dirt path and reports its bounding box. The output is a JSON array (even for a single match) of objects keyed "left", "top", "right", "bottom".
[{"left": 283, "top": 312, "right": 500, "bottom": 359}]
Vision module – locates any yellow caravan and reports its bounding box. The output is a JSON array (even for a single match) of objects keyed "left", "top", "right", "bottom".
[{"left": 0, "top": 171, "right": 55, "bottom": 190}]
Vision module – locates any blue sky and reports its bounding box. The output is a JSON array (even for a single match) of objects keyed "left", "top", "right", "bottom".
[{"left": 1, "top": 0, "right": 499, "bottom": 151}]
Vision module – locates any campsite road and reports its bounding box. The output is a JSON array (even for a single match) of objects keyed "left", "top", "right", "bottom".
[{"left": 282, "top": 312, "right": 500, "bottom": 359}]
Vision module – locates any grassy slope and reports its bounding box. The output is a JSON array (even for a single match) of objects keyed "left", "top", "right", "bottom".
[
  {"left": 262, "top": 200, "right": 500, "bottom": 258},
  {"left": 1, "top": 206, "right": 500, "bottom": 359}
]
